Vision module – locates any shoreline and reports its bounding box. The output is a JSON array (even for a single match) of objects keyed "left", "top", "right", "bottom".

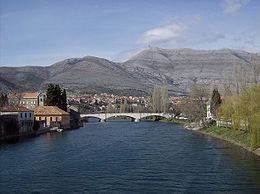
[
  {"left": 0, "top": 128, "right": 50, "bottom": 143},
  {"left": 161, "top": 118, "right": 260, "bottom": 157},
  {"left": 185, "top": 125, "right": 260, "bottom": 157}
]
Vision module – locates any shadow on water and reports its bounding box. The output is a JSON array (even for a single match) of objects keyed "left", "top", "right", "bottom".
[
  {"left": 216, "top": 139, "right": 260, "bottom": 186},
  {"left": 192, "top": 132, "right": 260, "bottom": 188},
  {"left": 85, "top": 118, "right": 135, "bottom": 123}
]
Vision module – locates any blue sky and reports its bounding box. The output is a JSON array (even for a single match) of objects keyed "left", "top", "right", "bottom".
[{"left": 0, "top": 0, "right": 259, "bottom": 66}]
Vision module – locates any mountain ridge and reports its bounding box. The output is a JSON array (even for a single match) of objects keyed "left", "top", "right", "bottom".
[{"left": 0, "top": 47, "right": 259, "bottom": 96}]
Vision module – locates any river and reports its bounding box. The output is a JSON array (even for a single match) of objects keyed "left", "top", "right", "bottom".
[{"left": 0, "top": 120, "right": 259, "bottom": 193}]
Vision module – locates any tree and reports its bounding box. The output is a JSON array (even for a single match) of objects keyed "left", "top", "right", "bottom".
[
  {"left": 46, "top": 84, "right": 55, "bottom": 106},
  {"left": 106, "top": 103, "right": 115, "bottom": 113},
  {"left": 217, "top": 84, "right": 260, "bottom": 149},
  {"left": 233, "top": 64, "right": 249, "bottom": 95},
  {"left": 251, "top": 54, "right": 259, "bottom": 85},
  {"left": 54, "top": 84, "right": 62, "bottom": 108},
  {"left": 161, "top": 86, "right": 169, "bottom": 113},
  {"left": 152, "top": 86, "right": 169, "bottom": 113},
  {"left": 210, "top": 89, "right": 222, "bottom": 117},
  {"left": 182, "top": 83, "right": 208, "bottom": 127},
  {"left": 223, "top": 72, "right": 232, "bottom": 97},
  {"left": 120, "top": 100, "right": 127, "bottom": 113},
  {"left": 152, "top": 86, "right": 161, "bottom": 113},
  {"left": 61, "top": 89, "right": 67, "bottom": 111},
  {"left": 46, "top": 84, "right": 67, "bottom": 111},
  {"left": 0, "top": 94, "right": 8, "bottom": 107}
]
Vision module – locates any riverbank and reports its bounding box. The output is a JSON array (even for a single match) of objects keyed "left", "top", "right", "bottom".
[
  {"left": 160, "top": 118, "right": 260, "bottom": 157},
  {"left": 0, "top": 128, "right": 50, "bottom": 143},
  {"left": 191, "top": 126, "right": 260, "bottom": 157}
]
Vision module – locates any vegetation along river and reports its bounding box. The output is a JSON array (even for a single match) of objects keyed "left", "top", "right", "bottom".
[{"left": 0, "top": 120, "right": 259, "bottom": 193}]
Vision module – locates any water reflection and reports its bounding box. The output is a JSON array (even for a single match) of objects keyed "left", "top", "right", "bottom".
[{"left": 0, "top": 121, "right": 259, "bottom": 193}]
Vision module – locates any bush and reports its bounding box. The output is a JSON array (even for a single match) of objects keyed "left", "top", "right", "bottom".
[{"left": 208, "top": 119, "right": 217, "bottom": 127}]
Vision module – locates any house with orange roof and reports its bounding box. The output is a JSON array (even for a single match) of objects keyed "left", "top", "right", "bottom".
[
  {"left": 33, "top": 106, "right": 70, "bottom": 129},
  {"left": 8, "top": 92, "right": 46, "bottom": 109}
]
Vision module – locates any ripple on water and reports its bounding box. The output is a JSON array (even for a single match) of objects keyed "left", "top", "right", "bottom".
[{"left": 0, "top": 121, "right": 259, "bottom": 193}]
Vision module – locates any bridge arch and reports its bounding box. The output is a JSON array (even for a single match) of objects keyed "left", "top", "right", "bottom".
[
  {"left": 81, "top": 115, "right": 104, "bottom": 122},
  {"left": 105, "top": 114, "right": 136, "bottom": 121},
  {"left": 80, "top": 113, "right": 173, "bottom": 122}
]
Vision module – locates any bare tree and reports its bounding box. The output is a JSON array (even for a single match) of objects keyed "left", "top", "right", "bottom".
[
  {"left": 223, "top": 72, "right": 232, "bottom": 97},
  {"left": 233, "top": 63, "right": 249, "bottom": 95},
  {"left": 106, "top": 103, "right": 115, "bottom": 113},
  {"left": 152, "top": 86, "right": 169, "bottom": 113},
  {"left": 251, "top": 54, "right": 259, "bottom": 84},
  {"left": 161, "top": 86, "right": 169, "bottom": 113},
  {"left": 182, "top": 83, "right": 208, "bottom": 127},
  {"left": 152, "top": 86, "right": 161, "bottom": 113},
  {"left": 234, "top": 64, "right": 241, "bottom": 95}
]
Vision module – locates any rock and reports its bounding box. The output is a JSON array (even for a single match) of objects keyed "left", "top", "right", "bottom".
[{"left": 0, "top": 47, "right": 259, "bottom": 95}]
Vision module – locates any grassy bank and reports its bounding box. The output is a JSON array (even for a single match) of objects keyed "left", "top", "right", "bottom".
[
  {"left": 158, "top": 117, "right": 259, "bottom": 156},
  {"left": 197, "top": 126, "right": 260, "bottom": 156}
]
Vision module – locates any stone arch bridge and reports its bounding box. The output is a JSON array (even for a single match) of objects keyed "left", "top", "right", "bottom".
[{"left": 80, "top": 113, "right": 174, "bottom": 122}]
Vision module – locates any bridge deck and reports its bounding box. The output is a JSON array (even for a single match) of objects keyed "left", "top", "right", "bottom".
[{"left": 80, "top": 113, "right": 173, "bottom": 122}]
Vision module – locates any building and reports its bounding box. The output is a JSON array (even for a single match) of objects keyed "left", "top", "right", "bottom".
[
  {"left": 8, "top": 92, "right": 46, "bottom": 109},
  {"left": 33, "top": 106, "right": 70, "bottom": 129},
  {"left": 0, "top": 106, "right": 34, "bottom": 135}
]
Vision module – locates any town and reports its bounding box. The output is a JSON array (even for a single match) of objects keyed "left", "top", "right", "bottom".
[{"left": 0, "top": 84, "right": 187, "bottom": 141}]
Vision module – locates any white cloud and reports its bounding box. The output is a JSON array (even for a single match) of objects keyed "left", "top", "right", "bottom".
[
  {"left": 222, "top": 0, "right": 250, "bottom": 14},
  {"left": 136, "top": 24, "right": 187, "bottom": 46}
]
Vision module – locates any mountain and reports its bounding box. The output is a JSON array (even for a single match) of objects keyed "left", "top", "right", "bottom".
[
  {"left": 123, "top": 47, "right": 260, "bottom": 94},
  {"left": 0, "top": 47, "right": 259, "bottom": 96}
]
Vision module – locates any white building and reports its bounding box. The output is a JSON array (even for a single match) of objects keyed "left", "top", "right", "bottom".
[
  {"left": 8, "top": 92, "right": 46, "bottom": 109},
  {"left": 206, "top": 101, "right": 213, "bottom": 120},
  {"left": 0, "top": 106, "right": 34, "bottom": 134}
]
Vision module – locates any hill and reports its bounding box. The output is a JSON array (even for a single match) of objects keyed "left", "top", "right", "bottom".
[{"left": 0, "top": 47, "right": 259, "bottom": 96}]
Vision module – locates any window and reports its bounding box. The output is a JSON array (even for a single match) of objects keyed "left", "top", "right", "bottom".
[
  {"left": 25, "top": 113, "right": 27, "bottom": 118},
  {"left": 39, "top": 117, "right": 41, "bottom": 121},
  {"left": 45, "top": 117, "right": 47, "bottom": 121},
  {"left": 30, "top": 113, "right": 32, "bottom": 118},
  {"left": 56, "top": 117, "right": 58, "bottom": 121},
  {"left": 50, "top": 117, "right": 52, "bottom": 122},
  {"left": 20, "top": 113, "right": 23, "bottom": 118}
]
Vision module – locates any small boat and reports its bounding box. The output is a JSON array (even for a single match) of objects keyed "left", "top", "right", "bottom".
[{"left": 57, "top": 128, "right": 63, "bottom": 132}]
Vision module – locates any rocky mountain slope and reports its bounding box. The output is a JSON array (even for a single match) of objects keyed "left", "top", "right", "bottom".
[{"left": 0, "top": 47, "right": 259, "bottom": 96}]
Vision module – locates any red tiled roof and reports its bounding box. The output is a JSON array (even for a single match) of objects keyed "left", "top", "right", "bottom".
[
  {"left": 23, "top": 93, "right": 40, "bottom": 98},
  {"left": 1, "top": 106, "right": 33, "bottom": 112},
  {"left": 33, "top": 106, "right": 69, "bottom": 116},
  {"left": 8, "top": 92, "right": 40, "bottom": 98},
  {"left": 8, "top": 93, "right": 25, "bottom": 98}
]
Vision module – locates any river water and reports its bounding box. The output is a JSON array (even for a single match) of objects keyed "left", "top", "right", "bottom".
[{"left": 0, "top": 120, "right": 259, "bottom": 193}]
